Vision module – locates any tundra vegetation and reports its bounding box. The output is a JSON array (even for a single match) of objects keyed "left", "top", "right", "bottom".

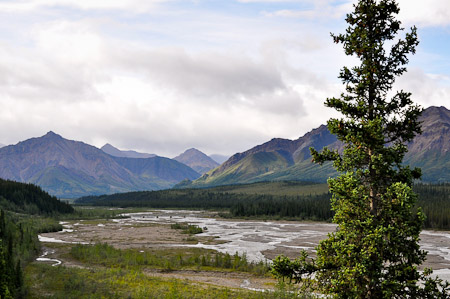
[{"left": 271, "top": 0, "right": 450, "bottom": 297}]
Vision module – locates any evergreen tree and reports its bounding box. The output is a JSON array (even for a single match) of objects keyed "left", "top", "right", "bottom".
[{"left": 272, "top": 0, "right": 450, "bottom": 297}]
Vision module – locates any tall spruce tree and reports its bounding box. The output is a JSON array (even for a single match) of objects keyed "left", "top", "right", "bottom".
[{"left": 271, "top": 0, "right": 450, "bottom": 297}]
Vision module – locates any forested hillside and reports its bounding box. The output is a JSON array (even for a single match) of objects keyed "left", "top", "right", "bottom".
[
  {"left": 0, "top": 179, "right": 74, "bottom": 215},
  {"left": 0, "top": 179, "right": 74, "bottom": 298}
]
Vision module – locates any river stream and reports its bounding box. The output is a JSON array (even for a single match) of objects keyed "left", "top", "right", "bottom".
[{"left": 39, "top": 209, "right": 450, "bottom": 282}]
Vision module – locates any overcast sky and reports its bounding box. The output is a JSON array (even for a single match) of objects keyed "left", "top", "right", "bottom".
[{"left": 0, "top": 0, "right": 449, "bottom": 157}]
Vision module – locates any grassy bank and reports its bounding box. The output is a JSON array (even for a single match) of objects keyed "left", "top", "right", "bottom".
[
  {"left": 25, "top": 263, "right": 273, "bottom": 299},
  {"left": 68, "top": 243, "right": 270, "bottom": 275}
]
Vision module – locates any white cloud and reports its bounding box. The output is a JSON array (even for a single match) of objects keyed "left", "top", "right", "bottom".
[
  {"left": 256, "top": 0, "right": 450, "bottom": 28},
  {"left": 0, "top": 0, "right": 447, "bottom": 157},
  {"left": 263, "top": 2, "right": 353, "bottom": 20},
  {"left": 0, "top": 15, "right": 323, "bottom": 156},
  {"left": 112, "top": 47, "right": 286, "bottom": 99},
  {"left": 398, "top": 0, "right": 450, "bottom": 27},
  {"left": 258, "top": 0, "right": 354, "bottom": 20},
  {"left": 0, "top": 0, "right": 168, "bottom": 13},
  {"left": 395, "top": 68, "right": 450, "bottom": 108},
  {"left": 238, "top": 0, "right": 301, "bottom": 2}
]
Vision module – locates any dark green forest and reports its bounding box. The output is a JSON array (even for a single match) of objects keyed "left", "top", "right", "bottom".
[
  {"left": 76, "top": 182, "right": 450, "bottom": 229},
  {"left": 415, "top": 183, "right": 450, "bottom": 229},
  {"left": 0, "top": 179, "right": 74, "bottom": 215},
  {"left": 0, "top": 179, "right": 74, "bottom": 298},
  {"left": 77, "top": 188, "right": 333, "bottom": 221}
]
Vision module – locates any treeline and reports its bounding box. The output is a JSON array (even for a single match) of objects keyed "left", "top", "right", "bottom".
[
  {"left": 0, "top": 179, "right": 74, "bottom": 215},
  {"left": 77, "top": 182, "right": 450, "bottom": 229},
  {"left": 77, "top": 189, "right": 333, "bottom": 221},
  {"left": 230, "top": 193, "right": 333, "bottom": 220},
  {"left": 414, "top": 183, "right": 450, "bottom": 229},
  {"left": 78, "top": 189, "right": 264, "bottom": 209}
]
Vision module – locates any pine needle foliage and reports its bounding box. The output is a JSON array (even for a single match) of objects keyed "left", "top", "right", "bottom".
[{"left": 272, "top": 0, "right": 450, "bottom": 297}]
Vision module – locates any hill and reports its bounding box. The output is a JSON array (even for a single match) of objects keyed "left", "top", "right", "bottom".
[
  {"left": 0, "top": 178, "right": 74, "bottom": 214},
  {"left": 0, "top": 132, "right": 200, "bottom": 198},
  {"left": 182, "top": 106, "right": 449, "bottom": 188},
  {"left": 173, "top": 148, "right": 219, "bottom": 174}
]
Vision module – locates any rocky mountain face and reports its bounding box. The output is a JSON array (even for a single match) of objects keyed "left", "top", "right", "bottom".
[
  {"left": 101, "top": 143, "right": 156, "bottom": 158},
  {"left": 173, "top": 148, "right": 219, "bottom": 174},
  {"left": 404, "top": 106, "right": 450, "bottom": 182},
  {"left": 0, "top": 132, "right": 200, "bottom": 198},
  {"left": 181, "top": 106, "right": 449, "bottom": 188}
]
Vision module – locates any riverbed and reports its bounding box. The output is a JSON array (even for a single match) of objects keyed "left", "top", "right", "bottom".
[{"left": 39, "top": 209, "right": 450, "bottom": 282}]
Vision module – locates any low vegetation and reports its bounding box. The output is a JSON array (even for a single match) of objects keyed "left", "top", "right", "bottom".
[
  {"left": 26, "top": 263, "right": 272, "bottom": 299},
  {"left": 170, "top": 223, "right": 204, "bottom": 234},
  {"left": 25, "top": 261, "right": 317, "bottom": 298},
  {"left": 69, "top": 243, "right": 269, "bottom": 275}
]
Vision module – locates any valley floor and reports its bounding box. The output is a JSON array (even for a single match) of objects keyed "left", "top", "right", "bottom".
[{"left": 30, "top": 209, "right": 450, "bottom": 297}]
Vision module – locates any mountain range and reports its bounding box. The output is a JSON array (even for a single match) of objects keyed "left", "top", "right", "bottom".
[
  {"left": 0, "top": 132, "right": 200, "bottom": 198},
  {"left": 179, "top": 106, "right": 449, "bottom": 188},
  {"left": 0, "top": 106, "right": 447, "bottom": 197}
]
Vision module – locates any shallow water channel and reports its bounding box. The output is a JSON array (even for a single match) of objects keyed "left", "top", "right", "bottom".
[{"left": 39, "top": 209, "right": 450, "bottom": 282}]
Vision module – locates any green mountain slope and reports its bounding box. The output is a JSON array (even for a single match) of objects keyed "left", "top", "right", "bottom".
[
  {"left": 195, "top": 150, "right": 294, "bottom": 186},
  {"left": 182, "top": 106, "right": 449, "bottom": 188}
]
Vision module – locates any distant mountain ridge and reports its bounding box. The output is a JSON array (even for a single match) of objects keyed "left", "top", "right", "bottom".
[
  {"left": 209, "top": 154, "right": 230, "bottom": 164},
  {"left": 180, "top": 106, "right": 449, "bottom": 188},
  {"left": 173, "top": 148, "right": 219, "bottom": 174},
  {"left": 0, "top": 132, "right": 200, "bottom": 198},
  {"left": 101, "top": 143, "right": 156, "bottom": 158}
]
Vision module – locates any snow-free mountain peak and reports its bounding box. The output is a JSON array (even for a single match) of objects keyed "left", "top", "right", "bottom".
[
  {"left": 174, "top": 148, "right": 219, "bottom": 174},
  {"left": 0, "top": 133, "right": 199, "bottom": 197},
  {"left": 183, "top": 106, "right": 449, "bottom": 188}
]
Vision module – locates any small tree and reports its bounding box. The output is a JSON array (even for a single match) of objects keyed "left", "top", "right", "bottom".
[{"left": 272, "top": 0, "right": 450, "bottom": 297}]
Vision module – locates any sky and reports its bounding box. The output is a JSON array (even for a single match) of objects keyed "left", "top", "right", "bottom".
[{"left": 0, "top": 0, "right": 449, "bottom": 157}]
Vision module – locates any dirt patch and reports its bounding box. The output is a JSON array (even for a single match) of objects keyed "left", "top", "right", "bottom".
[{"left": 42, "top": 219, "right": 220, "bottom": 249}]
